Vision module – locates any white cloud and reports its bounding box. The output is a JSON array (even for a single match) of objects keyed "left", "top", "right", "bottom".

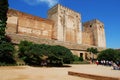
[{"left": 23, "top": 0, "right": 59, "bottom": 7}]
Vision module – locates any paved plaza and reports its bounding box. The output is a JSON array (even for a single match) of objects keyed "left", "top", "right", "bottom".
[{"left": 0, "top": 64, "right": 120, "bottom": 80}]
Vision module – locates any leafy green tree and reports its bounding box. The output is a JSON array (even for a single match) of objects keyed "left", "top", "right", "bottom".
[
  {"left": 0, "top": 42, "right": 15, "bottom": 64},
  {"left": 73, "top": 55, "right": 79, "bottom": 61},
  {"left": 87, "top": 47, "right": 98, "bottom": 60},
  {"left": 97, "top": 49, "right": 118, "bottom": 61},
  {"left": 79, "top": 57, "right": 83, "bottom": 61},
  {"left": 18, "top": 41, "right": 41, "bottom": 65},
  {"left": 18, "top": 40, "right": 33, "bottom": 58},
  {"left": 73, "top": 55, "right": 83, "bottom": 62},
  {"left": 115, "top": 49, "right": 120, "bottom": 61},
  {"left": 49, "top": 45, "right": 74, "bottom": 64},
  {"left": 18, "top": 41, "right": 74, "bottom": 66}
]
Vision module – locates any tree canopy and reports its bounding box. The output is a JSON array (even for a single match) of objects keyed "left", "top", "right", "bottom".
[
  {"left": 18, "top": 41, "right": 74, "bottom": 66},
  {"left": 87, "top": 47, "right": 98, "bottom": 60},
  {"left": 87, "top": 47, "right": 98, "bottom": 54},
  {"left": 97, "top": 48, "right": 120, "bottom": 61}
]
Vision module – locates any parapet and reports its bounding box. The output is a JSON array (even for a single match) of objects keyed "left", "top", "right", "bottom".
[
  {"left": 48, "top": 4, "right": 81, "bottom": 17},
  {"left": 83, "top": 19, "right": 104, "bottom": 25},
  {"left": 8, "top": 9, "right": 54, "bottom": 25}
]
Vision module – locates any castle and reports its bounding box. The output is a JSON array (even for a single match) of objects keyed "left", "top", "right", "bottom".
[{"left": 6, "top": 4, "right": 106, "bottom": 60}]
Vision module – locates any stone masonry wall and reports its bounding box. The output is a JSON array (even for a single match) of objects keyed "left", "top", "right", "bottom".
[
  {"left": 82, "top": 21, "right": 95, "bottom": 46},
  {"left": 6, "top": 9, "right": 54, "bottom": 40},
  {"left": 82, "top": 32, "right": 94, "bottom": 45},
  {"left": 7, "top": 33, "right": 105, "bottom": 51},
  {"left": 48, "top": 4, "right": 82, "bottom": 44},
  {"left": 6, "top": 6, "right": 106, "bottom": 59},
  {"left": 82, "top": 20, "right": 106, "bottom": 48}
]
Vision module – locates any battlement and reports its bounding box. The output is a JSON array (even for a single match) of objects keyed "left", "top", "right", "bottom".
[
  {"left": 8, "top": 9, "right": 54, "bottom": 24},
  {"left": 48, "top": 4, "right": 80, "bottom": 17},
  {"left": 83, "top": 19, "right": 104, "bottom": 26},
  {"left": 58, "top": 4, "right": 80, "bottom": 16}
]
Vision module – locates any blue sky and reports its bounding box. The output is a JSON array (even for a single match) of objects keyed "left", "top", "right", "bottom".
[{"left": 8, "top": 0, "right": 120, "bottom": 49}]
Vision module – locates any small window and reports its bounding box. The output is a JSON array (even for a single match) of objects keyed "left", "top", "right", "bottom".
[{"left": 90, "top": 25, "right": 92, "bottom": 27}]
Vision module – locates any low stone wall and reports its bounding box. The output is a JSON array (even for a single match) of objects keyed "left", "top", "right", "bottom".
[{"left": 68, "top": 71, "right": 119, "bottom": 80}]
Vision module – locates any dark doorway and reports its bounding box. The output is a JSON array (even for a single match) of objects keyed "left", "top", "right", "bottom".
[{"left": 80, "top": 53, "right": 83, "bottom": 57}]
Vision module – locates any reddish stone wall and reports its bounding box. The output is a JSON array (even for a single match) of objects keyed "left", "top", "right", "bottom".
[
  {"left": 6, "top": 9, "right": 54, "bottom": 40},
  {"left": 6, "top": 9, "right": 106, "bottom": 56},
  {"left": 82, "top": 32, "right": 94, "bottom": 45},
  {"left": 82, "top": 19, "right": 106, "bottom": 47},
  {"left": 66, "top": 28, "right": 77, "bottom": 43}
]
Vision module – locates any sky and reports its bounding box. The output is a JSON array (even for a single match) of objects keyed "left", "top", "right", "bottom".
[{"left": 8, "top": 0, "right": 120, "bottom": 49}]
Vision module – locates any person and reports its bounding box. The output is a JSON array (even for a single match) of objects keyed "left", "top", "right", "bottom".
[
  {"left": 96, "top": 60, "right": 99, "bottom": 65},
  {"left": 108, "top": 61, "right": 112, "bottom": 66},
  {"left": 101, "top": 60, "right": 103, "bottom": 65},
  {"left": 112, "top": 62, "right": 120, "bottom": 70},
  {"left": 103, "top": 60, "right": 106, "bottom": 65},
  {"left": 106, "top": 60, "right": 109, "bottom": 66}
]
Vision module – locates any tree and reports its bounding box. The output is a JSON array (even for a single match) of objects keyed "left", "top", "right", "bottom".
[
  {"left": 0, "top": 0, "right": 9, "bottom": 42},
  {"left": 73, "top": 55, "right": 83, "bottom": 62},
  {"left": 73, "top": 55, "right": 79, "bottom": 61},
  {"left": 18, "top": 41, "right": 74, "bottom": 66},
  {"left": 97, "top": 49, "right": 118, "bottom": 61},
  {"left": 18, "top": 41, "right": 41, "bottom": 65},
  {"left": 0, "top": 42, "right": 15, "bottom": 64},
  {"left": 87, "top": 47, "right": 98, "bottom": 60},
  {"left": 115, "top": 49, "right": 120, "bottom": 61},
  {"left": 49, "top": 45, "right": 74, "bottom": 64},
  {"left": 0, "top": 0, "right": 15, "bottom": 64}
]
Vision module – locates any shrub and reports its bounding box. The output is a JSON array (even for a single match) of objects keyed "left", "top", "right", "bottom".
[
  {"left": 18, "top": 41, "right": 42, "bottom": 65},
  {"left": 97, "top": 48, "right": 120, "bottom": 61},
  {"left": 49, "top": 45, "right": 74, "bottom": 64},
  {"left": 72, "top": 61, "right": 90, "bottom": 64},
  {"left": 18, "top": 41, "right": 74, "bottom": 66},
  {"left": 79, "top": 57, "right": 83, "bottom": 61},
  {"left": 0, "top": 42, "right": 16, "bottom": 64},
  {"left": 73, "top": 55, "right": 79, "bottom": 61}
]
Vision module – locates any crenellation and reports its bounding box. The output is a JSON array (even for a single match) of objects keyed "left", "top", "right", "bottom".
[{"left": 57, "top": 4, "right": 80, "bottom": 17}]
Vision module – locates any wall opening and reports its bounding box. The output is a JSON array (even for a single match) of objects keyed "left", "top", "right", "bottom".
[{"left": 80, "top": 53, "right": 83, "bottom": 57}]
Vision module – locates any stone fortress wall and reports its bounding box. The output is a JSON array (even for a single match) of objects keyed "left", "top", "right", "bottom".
[
  {"left": 48, "top": 4, "right": 82, "bottom": 44},
  {"left": 7, "top": 9, "right": 54, "bottom": 40},
  {"left": 6, "top": 4, "right": 106, "bottom": 60},
  {"left": 83, "top": 20, "right": 106, "bottom": 48}
]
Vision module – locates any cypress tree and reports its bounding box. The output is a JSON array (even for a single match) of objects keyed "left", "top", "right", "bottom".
[
  {"left": 0, "top": 0, "right": 15, "bottom": 64},
  {"left": 0, "top": 0, "right": 9, "bottom": 42}
]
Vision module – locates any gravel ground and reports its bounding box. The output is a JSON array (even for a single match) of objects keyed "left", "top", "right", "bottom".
[{"left": 0, "top": 64, "right": 120, "bottom": 80}]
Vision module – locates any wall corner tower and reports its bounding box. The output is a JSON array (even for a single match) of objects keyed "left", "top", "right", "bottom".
[
  {"left": 83, "top": 19, "right": 106, "bottom": 48},
  {"left": 48, "top": 4, "right": 82, "bottom": 44}
]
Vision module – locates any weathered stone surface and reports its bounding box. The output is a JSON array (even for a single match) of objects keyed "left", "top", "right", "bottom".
[
  {"left": 48, "top": 4, "right": 82, "bottom": 44},
  {"left": 83, "top": 19, "right": 106, "bottom": 48},
  {"left": 7, "top": 33, "right": 105, "bottom": 51},
  {"left": 7, "top": 9, "right": 54, "bottom": 40},
  {"left": 6, "top": 5, "right": 106, "bottom": 59}
]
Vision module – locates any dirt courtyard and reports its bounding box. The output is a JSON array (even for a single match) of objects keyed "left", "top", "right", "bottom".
[{"left": 0, "top": 64, "right": 120, "bottom": 80}]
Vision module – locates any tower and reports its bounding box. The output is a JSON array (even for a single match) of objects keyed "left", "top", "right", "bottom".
[
  {"left": 83, "top": 19, "right": 106, "bottom": 48},
  {"left": 48, "top": 4, "right": 82, "bottom": 44}
]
